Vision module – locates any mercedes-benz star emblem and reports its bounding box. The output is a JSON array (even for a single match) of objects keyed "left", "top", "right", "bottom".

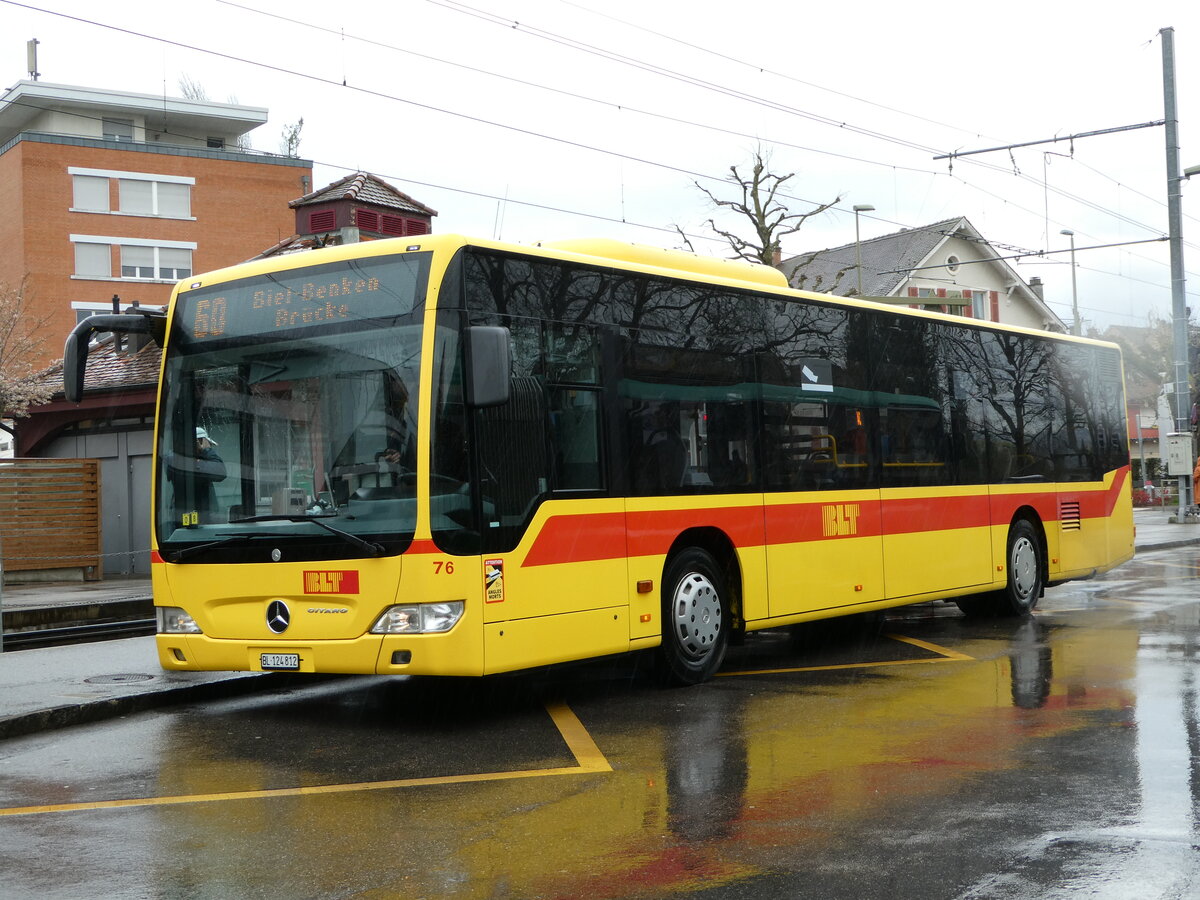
[
  {"left": 266, "top": 600, "right": 291, "bottom": 634},
  {"left": 271, "top": 548, "right": 282, "bottom": 562}
]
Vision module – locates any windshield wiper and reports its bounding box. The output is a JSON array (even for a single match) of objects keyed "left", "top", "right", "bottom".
[
  {"left": 162, "top": 533, "right": 261, "bottom": 563},
  {"left": 229, "top": 513, "right": 386, "bottom": 556}
]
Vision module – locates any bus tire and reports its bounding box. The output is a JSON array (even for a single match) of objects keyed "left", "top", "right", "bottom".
[
  {"left": 658, "top": 548, "right": 730, "bottom": 686},
  {"left": 957, "top": 519, "right": 1043, "bottom": 618},
  {"left": 994, "top": 519, "right": 1044, "bottom": 616}
]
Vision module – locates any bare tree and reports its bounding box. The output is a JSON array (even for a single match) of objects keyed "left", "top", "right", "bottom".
[
  {"left": 678, "top": 147, "right": 841, "bottom": 267},
  {"left": 178, "top": 75, "right": 252, "bottom": 150},
  {"left": 281, "top": 118, "right": 304, "bottom": 158},
  {"left": 0, "top": 280, "right": 54, "bottom": 438},
  {"left": 177, "top": 74, "right": 208, "bottom": 101}
]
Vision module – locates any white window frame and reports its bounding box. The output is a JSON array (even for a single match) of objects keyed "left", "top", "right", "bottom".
[
  {"left": 971, "top": 290, "right": 987, "bottom": 320},
  {"left": 70, "top": 234, "right": 197, "bottom": 283},
  {"left": 67, "top": 167, "right": 196, "bottom": 220},
  {"left": 71, "top": 300, "right": 149, "bottom": 325}
]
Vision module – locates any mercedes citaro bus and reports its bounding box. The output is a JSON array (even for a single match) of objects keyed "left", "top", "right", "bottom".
[{"left": 65, "top": 234, "right": 1134, "bottom": 684}]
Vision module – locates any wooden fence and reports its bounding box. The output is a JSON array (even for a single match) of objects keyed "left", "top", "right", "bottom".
[{"left": 0, "top": 458, "right": 102, "bottom": 581}]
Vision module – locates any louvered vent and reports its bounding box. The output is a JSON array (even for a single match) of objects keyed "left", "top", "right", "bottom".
[
  {"left": 355, "top": 209, "right": 379, "bottom": 231},
  {"left": 1061, "top": 500, "right": 1082, "bottom": 531},
  {"left": 380, "top": 214, "right": 405, "bottom": 236},
  {"left": 405, "top": 218, "right": 430, "bottom": 236},
  {"left": 1096, "top": 349, "right": 1122, "bottom": 382},
  {"left": 309, "top": 209, "right": 337, "bottom": 233}
]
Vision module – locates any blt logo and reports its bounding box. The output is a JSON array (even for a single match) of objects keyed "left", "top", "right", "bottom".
[
  {"left": 303, "top": 570, "right": 360, "bottom": 594},
  {"left": 821, "top": 504, "right": 861, "bottom": 537}
]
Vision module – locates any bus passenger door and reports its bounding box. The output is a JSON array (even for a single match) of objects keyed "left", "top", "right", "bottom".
[
  {"left": 877, "top": 403, "right": 992, "bottom": 599},
  {"left": 760, "top": 396, "right": 884, "bottom": 617}
]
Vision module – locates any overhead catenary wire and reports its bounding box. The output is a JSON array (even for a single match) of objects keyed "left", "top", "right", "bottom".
[
  {"left": 4, "top": 0, "right": 1193, "bottom": 320},
  {"left": 209, "top": 0, "right": 1197, "bottom": 276},
  {"left": 6, "top": 0, "right": 1178, "bottom": 249}
]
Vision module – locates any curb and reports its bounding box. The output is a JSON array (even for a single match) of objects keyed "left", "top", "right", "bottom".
[
  {"left": 1137, "top": 539, "right": 1200, "bottom": 553},
  {"left": 0, "top": 672, "right": 327, "bottom": 742}
]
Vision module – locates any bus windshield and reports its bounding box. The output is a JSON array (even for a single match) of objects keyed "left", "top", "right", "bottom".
[{"left": 155, "top": 253, "right": 430, "bottom": 561}]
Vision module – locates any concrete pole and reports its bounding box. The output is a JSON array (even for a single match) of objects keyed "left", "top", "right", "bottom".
[{"left": 1161, "top": 27, "right": 1193, "bottom": 516}]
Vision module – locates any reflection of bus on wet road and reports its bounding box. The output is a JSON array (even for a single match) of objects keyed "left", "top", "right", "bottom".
[
  {"left": 65, "top": 234, "right": 1134, "bottom": 683},
  {"left": 135, "top": 616, "right": 1138, "bottom": 899}
]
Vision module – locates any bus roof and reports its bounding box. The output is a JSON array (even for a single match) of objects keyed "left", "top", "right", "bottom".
[{"left": 175, "top": 233, "right": 1121, "bottom": 354}]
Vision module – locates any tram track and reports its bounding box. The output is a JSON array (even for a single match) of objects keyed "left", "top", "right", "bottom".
[{"left": 2, "top": 618, "right": 156, "bottom": 651}]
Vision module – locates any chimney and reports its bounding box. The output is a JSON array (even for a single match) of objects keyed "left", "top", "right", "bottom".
[
  {"left": 111, "top": 294, "right": 123, "bottom": 353},
  {"left": 1028, "top": 276, "right": 1044, "bottom": 301}
]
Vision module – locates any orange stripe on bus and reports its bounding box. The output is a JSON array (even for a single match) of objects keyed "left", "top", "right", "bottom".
[
  {"left": 520, "top": 512, "right": 627, "bottom": 567},
  {"left": 519, "top": 466, "right": 1130, "bottom": 568}
]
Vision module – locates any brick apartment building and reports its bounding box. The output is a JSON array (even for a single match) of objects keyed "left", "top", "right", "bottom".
[
  {"left": 0, "top": 78, "right": 312, "bottom": 576},
  {"left": 0, "top": 79, "right": 313, "bottom": 369}
]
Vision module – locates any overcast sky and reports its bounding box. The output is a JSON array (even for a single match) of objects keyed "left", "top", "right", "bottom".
[{"left": 4, "top": 0, "right": 1200, "bottom": 333}]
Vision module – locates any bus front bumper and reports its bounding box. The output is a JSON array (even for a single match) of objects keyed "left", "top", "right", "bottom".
[{"left": 156, "top": 630, "right": 485, "bottom": 677}]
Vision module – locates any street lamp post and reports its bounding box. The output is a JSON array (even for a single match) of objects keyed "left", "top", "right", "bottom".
[
  {"left": 1059, "top": 229, "right": 1080, "bottom": 336},
  {"left": 853, "top": 204, "right": 874, "bottom": 296}
]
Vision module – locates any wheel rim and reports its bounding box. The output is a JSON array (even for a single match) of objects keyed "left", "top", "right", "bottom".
[
  {"left": 671, "top": 572, "right": 723, "bottom": 661},
  {"left": 1010, "top": 535, "right": 1038, "bottom": 601}
]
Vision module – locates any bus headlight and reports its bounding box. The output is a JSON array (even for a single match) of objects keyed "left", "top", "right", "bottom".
[
  {"left": 157, "top": 606, "right": 203, "bottom": 634},
  {"left": 371, "top": 601, "right": 464, "bottom": 634}
]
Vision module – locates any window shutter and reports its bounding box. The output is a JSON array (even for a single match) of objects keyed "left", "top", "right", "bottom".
[
  {"left": 121, "top": 245, "right": 155, "bottom": 278},
  {"left": 119, "top": 179, "right": 154, "bottom": 215},
  {"left": 309, "top": 210, "right": 337, "bottom": 232},
  {"left": 74, "top": 242, "right": 111, "bottom": 277},
  {"left": 355, "top": 209, "right": 379, "bottom": 231},
  {"left": 380, "top": 214, "right": 405, "bottom": 236},
  {"left": 158, "top": 182, "right": 191, "bottom": 217},
  {"left": 72, "top": 175, "right": 110, "bottom": 212}
]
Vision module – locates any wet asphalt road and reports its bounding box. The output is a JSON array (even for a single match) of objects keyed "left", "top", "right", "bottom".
[{"left": 2, "top": 544, "right": 1199, "bottom": 899}]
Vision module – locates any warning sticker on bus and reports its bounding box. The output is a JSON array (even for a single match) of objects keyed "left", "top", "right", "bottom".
[{"left": 485, "top": 559, "right": 505, "bottom": 603}]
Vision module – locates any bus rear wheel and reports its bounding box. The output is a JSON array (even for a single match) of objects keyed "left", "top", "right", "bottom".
[
  {"left": 658, "top": 548, "right": 730, "bottom": 685},
  {"left": 956, "top": 519, "right": 1043, "bottom": 618}
]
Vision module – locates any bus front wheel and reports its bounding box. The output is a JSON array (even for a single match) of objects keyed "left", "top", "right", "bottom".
[{"left": 658, "top": 548, "right": 730, "bottom": 685}]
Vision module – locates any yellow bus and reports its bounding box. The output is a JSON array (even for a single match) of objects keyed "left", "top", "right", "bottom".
[{"left": 65, "top": 234, "right": 1134, "bottom": 684}]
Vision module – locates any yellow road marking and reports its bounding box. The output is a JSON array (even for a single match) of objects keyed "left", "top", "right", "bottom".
[
  {"left": 718, "top": 633, "right": 973, "bottom": 677},
  {"left": 1154, "top": 561, "right": 1200, "bottom": 573},
  {"left": 886, "top": 634, "right": 975, "bottom": 661},
  {"left": 0, "top": 701, "right": 610, "bottom": 818},
  {"left": 545, "top": 701, "right": 612, "bottom": 773}
]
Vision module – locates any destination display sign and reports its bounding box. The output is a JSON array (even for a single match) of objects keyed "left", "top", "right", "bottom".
[{"left": 176, "top": 252, "right": 429, "bottom": 344}]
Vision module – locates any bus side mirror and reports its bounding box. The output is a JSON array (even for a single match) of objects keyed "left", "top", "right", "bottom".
[
  {"left": 465, "top": 325, "right": 511, "bottom": 408},
  {"left": 63, "top": 311, "right": 166, "bottom": 403}
]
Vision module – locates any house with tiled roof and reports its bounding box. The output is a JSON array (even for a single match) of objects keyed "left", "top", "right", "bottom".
[
  {"left": 255, "top": 171, "right": 436, "bottom": 257},
  {"left": 780, "top": 216, "right": 1066, "bottom": 332}
]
